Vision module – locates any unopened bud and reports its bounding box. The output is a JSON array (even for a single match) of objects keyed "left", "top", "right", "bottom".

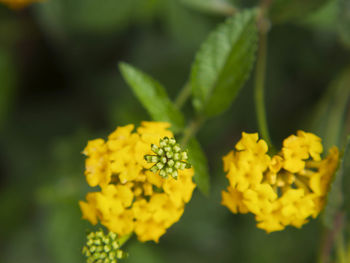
[{"left": 144, "top": 137, "right": 192, "bottom": 180}]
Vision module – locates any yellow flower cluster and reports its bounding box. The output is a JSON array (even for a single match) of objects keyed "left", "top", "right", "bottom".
[
  {"left": 0, "top": 0, "right": 42, "bottom": 9},
  {"left": 221, "top": 131, "right": 339, "bottom": 233},
  {"left": 79, "top": 122, "right": 196, "bottom": 242}
]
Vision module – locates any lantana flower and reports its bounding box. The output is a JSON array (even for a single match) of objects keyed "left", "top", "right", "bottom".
[
  {"left": 79, "top": 122, "right": 196, "bottom": 242},
  {"left": 221, "top": 131, "right": 339, "bottom": 232}
]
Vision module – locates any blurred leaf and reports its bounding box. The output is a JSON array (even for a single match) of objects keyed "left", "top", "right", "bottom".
[
  {"left": 323, "top": 136, "right": 349, "bottom": 228},
  {"left": 301, "top": 0, "right": 338, "bottom": 33},
  {"left": 339, "top": 0, "right": 350, "bottom": 48},
  {"left": 4, "top": 227, "right": 44, "bottom": 263},
  {"left": 180, "top": 0, "right": 236, "bottom": 16},
  {"left": 310, "top": 67, "right": 350, "bottom": 150},
  {"left": 190, "top": 9, "right": 258, "bottom": 118},
  {"left": 69, "top": 0, "right": 132, "bottom": 33},
  {"left": 269, "top": 0, "right": 329, "bottom": 24},
  {"left": 36, "top": 0, "right": 159, "bottom": 36},
  {"left": 188, "top": 138, "right": 210, "bottom": 196},
  {"left": 0, "top": 186, "right": 28, "bottom": 239},
  {"left": 119, "top": 62, "right": 185, "bottom": 133},
  {"left": 164, "top": 0, "right": 212, "bottom": 49},
  {"left": 44, "top": 200, "right": 86, "bottom": 263}
]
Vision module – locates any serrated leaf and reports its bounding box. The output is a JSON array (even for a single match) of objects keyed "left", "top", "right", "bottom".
[
  {"left": 269, "top": 0, "right": 328, "bottom": 24},
  {"left": 187, "top": 138, "right": 210, "bottom": 196},
  {"left": 119, "top": 62, "right": 185, "bottom": 133},
  {"left": 339, "top": 0, "right": 350, "bottom": 48},
  {"left": 323, "top": 136, "right": 350, "bottom": 228},
  {"left": 190, "top": 9, "right": 258, "bottom": 118}
]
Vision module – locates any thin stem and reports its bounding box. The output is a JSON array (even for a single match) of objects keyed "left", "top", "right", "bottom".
[
  {"left": 180, "top": 116, "right": 205, "bottom": 147},
  {"left": 175, "top": 82, "right": 192, "bottom": 109},
  {"left": 254, "top": 17, "right": 272, "bottom": 147},
  {"left": 336, "top": 232, "right": 347, "bottom": 263}
]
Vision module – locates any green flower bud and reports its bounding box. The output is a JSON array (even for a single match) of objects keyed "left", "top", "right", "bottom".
[
  {"left": 83, "top": 229, "right": 127, "bottom": 263},
  {"left": 157, "top": 162, "right": 165, "bottom": 170},
  {"left": 144, "top": 137, "right": 191, "bottom": 179},
  {"left": 168, "top": 159, "right": 175, "bottom": 167},
  {"left": 104, "top": 245, "right": 111, "bottom": 253},
  {"left": 159, "top": 169, "right": 167, "bottom": 178},
  {"left": 111, "top": 241, "right": 119, "bottom": 249},
  {"left": 173, "top": 145, "right": 181, "bottom": 152},
  {"left": 172, "top": 170, "right": 178, "bottom": 179},
  {"left": 109, "top": 251, "right": 116, "bottom": 259}
]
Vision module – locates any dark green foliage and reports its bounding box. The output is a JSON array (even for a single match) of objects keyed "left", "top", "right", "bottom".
[
  {"left": 191, "top": 9, "right": 258, "bottom": 118},
  {"left": 119, "top": 62, "right": 185, "bottom": 133}
]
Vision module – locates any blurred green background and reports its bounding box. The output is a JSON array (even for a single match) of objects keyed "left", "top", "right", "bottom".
[{"left": 1, "top": 0, "right": 350, "bottom": 262}]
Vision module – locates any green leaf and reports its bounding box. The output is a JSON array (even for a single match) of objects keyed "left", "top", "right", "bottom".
[
  {"left": 269, "top": 0, "right": 328, "bottom": 24},
  {"left": 323, "top": 136, "right": 349, "bottom": 228},
  {"left": 190, "top": 9, "right": 258, "bottom": 118},
  {"left": 119, "top": 62, "right": 185, "bottom": 133},
  {"left": 339, "top": 0, "right": 350, "bottom": 48},
  {"left": 187, "top": 138, "right": 210, "bottom": 196}
]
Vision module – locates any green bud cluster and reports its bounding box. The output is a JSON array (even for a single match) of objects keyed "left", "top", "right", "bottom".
[
  {"left": 82, "top": 230, "right": 127, "bottom": 263},
  {"left": 144, "top": 137, "right": 191, "bottom": 179}
]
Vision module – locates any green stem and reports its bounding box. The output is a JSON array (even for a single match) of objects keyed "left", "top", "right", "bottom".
[
  {"left": 254, "top": 22, "right": 272, "bottom": 147},
  {"left": 180, "top": 116, "right": 205, "bottom": 147},
  {"left": 336, "top": 232, "right": 346, "bottom": 263},
  {"left": 175, "top": 82, "right": 192, "bottom": 109}
]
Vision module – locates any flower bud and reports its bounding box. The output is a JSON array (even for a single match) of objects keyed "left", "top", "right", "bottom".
[
  {"left": 144, "top": 137, "right": 191, "bottom": 179},
  {"left": 83, "top": 229, "right": 127, "bottom": 263}
]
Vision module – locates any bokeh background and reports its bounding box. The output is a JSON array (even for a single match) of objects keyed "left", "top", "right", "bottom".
[{"left": 1, "top": 0, "right": 350, "bottom": 262}]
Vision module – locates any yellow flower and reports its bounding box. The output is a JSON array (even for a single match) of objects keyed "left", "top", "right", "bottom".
[
  {"left": 79, "top": 122, "right": 196, "bottom": 242},
  {"left": 221, "top": 131, "right": 339, "bottom": 233},
  {"left": 221, "top": 186, "right": 248, "bottom": 214},
  {"left": 0, "top": 0, "right": 42, "bottom": 9},
  {"left": 83, "top": 139, "right": 111, "bottom": 187}
]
